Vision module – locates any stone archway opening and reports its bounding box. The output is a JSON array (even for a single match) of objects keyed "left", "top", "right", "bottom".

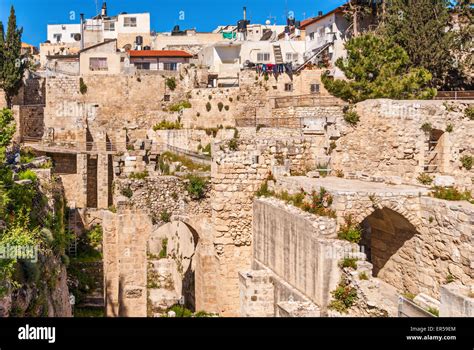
[
  {"left": 147, "top": 221, "right": 199, "bottom": 315},
  {"left": 359, "top": 208, "right": 419, "bottom": 286}
]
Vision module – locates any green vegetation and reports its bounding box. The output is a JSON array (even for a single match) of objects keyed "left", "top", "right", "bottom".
[
  {"left": 153, "top": 119, "right": 182, "bottom": 131},
  {"left": 256, "top": 180, "right": 336, "bottom": 218},
  {"left": 120, "top": 186, "right": 133, "bottom": 199},
  {"left": 338, "top": 215, "right": 362, "bottom": 244},
  {"left": 165, "top": 77, "right": 176, "bottom": 91},
  {"left": 328, "top": 278, "right": 358, "bottom": 313},
  {"left": 421, "top": 122, "right": 433, "bottom": 133},
  {"left": 160, "top": 210, "right": 171, "bottom": 223},
  {"left": 169, "top": 100, "right": 192, "bottom": 112},
  {"left": 18, "top": 169, "right": 37, "bottom": 182},
  {"left": 224, "top": 105, "right": 230, "bottom": 111},
  {"left": 202, "top": 143, "right": 211, "bottom": 155},
  {"left": 465, "top": 106, "right": 474, "bottom": 120},
  {"left": 129, "top": 171, "right": 149, "bottom": 180},
  {"left": 417, "top": 173, "right": 433, "bottom": 185},
  {"left": 228, "top": 138, "right": 238, "bottom": 151},
  {"left": 186, "top": 175, "right": 208, "bottom": 200},
  {"left": 445, "top": 124, "right": 454, "bottom": 133},
  {"left": 343, "top": 106, "right": 360, "bottom": 125},
  {"left": 74, "top": 308, "right": 104, "bottom": 317},
  {"left": 403, "top": 292, "right": 416, "bottom": 301},
  {"left": 427, "top": 307, "right": 439, "bottom": 317},
  {"left": 159, "top": 238, "right": 168, "bottom": 259},
  {"left": 431, "top": 186, "right": 472, "bottom": 203},
  {"left": 359, "top": 272, "right": 369, "bottom": 281},
  {"left": 163, "top": 305, "right": 216, "bottom": 318},
  {"left": 322, "top": 34, "right": 435, "bottom": 104},
  {"left": 340, "top": 258, "right": 358, "bottom": 270},
  {"left": 79, "top": 78, "right": 87, "bottom": 95},
  {"left": 460, "top": 155, "right": 472, "bottom": 170},
  {"left": 159, "top": 151, "right": 210, "bottom": 173},
  {"left": 445, "top": 273, "right": 456, "bottom": 284},
  {"left": 0, "top": 7, "right": 26, "bottom": 107},
  {"left": 218, "top": 102, "right": 224, "bottom": 112},
  {"left": 205, "top": 102, "right": 212, "bottom": 112},
  {"left": 20, "top": 148, "right": 35, "bottom": 164}
]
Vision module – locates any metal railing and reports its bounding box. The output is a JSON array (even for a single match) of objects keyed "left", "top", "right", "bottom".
[
  {"left": 398, "top": 296, "right": 435, "bottom": 317},
  {"left": 270, "top": 94, "right": 346, "bottom": 108},
  {"left": 165, "top": 144, "right": 211, "bottom": 165},
  {"left": 434, "top": 91, "right": 474, "bottom": 100}
]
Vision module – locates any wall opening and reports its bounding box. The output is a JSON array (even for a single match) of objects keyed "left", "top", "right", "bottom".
[{"left": 360, "top": 208, "right": 419, "bottom": 280}]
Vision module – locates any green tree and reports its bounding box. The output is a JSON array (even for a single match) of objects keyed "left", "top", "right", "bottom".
[
  {"left": 322, "top": 34, "right": 435, "bottom": 103},
  {"left": 0, "top": 108, "right": 15, "bottom": 163},
  {"left": 0, "top": 6, "right": 25, "bottom": 107},
  {"left": 384, "top": 0, "right": 455, "bottom": 89}
]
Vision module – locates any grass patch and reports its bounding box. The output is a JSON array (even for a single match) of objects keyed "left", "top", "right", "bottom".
[
  {"left": 160, "top": 151, "right": 210, "bottom": 172},
  {"left": 159, "top": 238, "right": 168, "bottom": 259},
  {"left": 169, "top": 101, "right": 192, "bottom": 112},
  {"left": 186, "top": 175, "right": 208, "bottom": 200},
  {"left": 417, "top": 173, "right": 433, "bottom": 185},
  {"left": 129, "top": 171, "right": 149, "bottom": 180},
  {"left": 338, "top": 215, "right": 362, "bottom": 244},
  {"left": 460, "top": 155, "right": 472, "bottom": 170},
  {"left": 340, "top": 258, "right": 358, "bottom": 270},
  {"left": 153, "top": 120, "right": 182, "bottom": 131},
  {"left": 18, "top": 169, "right": 37, "bottom": 182},
  {"left": 431, "top": 186, "right": 472, "bottom": 202}
]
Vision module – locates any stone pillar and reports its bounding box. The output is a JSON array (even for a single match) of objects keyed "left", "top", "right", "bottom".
[
  {"left": 194, "top": 242, "right": 220, "bottom": 314},
  {"left": 103, "top": 210, "right": 152, "bottom": 317},
  {"left": 76, "top": 154, "right": 88, "bottom": 208},
  {"left": 239, "top": 270, "right": 275, "bottom": 317}
]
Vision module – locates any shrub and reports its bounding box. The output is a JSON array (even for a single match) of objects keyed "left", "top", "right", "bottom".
[
  {"left": 445, "top": 273, "right": 455, "bottom": 284},
  {"left": 340, "top": 258, "right": 358, "bottom": 270},
  {"left": 359, "top": 272, "right": 369, "bottom": 280},
  {"left": 229, "top": 97, "right": 233, "bottom": 102},
  {"left": 166, "top": 77, "right": 176, "bottom": 91},
  {"left": 228, "top": 138, "right": 238, "bottom": 151},
  {"left": 18, "top": 169, "right": 37, "bottom": 182},
  {"left": 338, "top": 215, "right": 362, "bottom": 244},
  {"left": 465, "top": 105, "right": 474, "bottom": 120},
  {"left": 417, "top": 173, "right": 433, "bottom": 185},
  {"left": 169, "top": 101, "right": 192, "bottom": 112},
  {"left": 186, "top": 175, "right": 208, "bottom": 200},
  {"left": 129, "top": 171, "right": 149, "bottom": 180},
  {"left": 431, "top": 186, "right": 471, "bottom": 202},
  {"left": 160, "top": 210, "right": 171, "bottom": 223},
  {"left": 121, "top": 186, "right": 133, "bottom": 198},
  {"left": 203, "top": 143, "right": 211, "bottom": 155},
  {"left": 153, "top": 120, "right": 182, "bottom": 131},
  {"left": 334, "top": 169, "right": 344, "bottom": 178},
  {"left": 87, "top": 225, "right": 103, "bottom": 250},
  {"left": 343, "top": 108, "right": 360, "bottom": 125},
  {"left": 20, "top": 149, "right": 35, "bottom": 164},
  {"left": 328, "top": 278, "right": 358, "bottom": 313},
  {"left": 421, "top": 122, "right": 432, "bottom": 133},
  {"left": 218, "top": 102, "right": 224, "bottom": 112},
  {"left": 79, "top": 78, "right": 87, "bottom": 94},
  {"left": 460, "top": 155, "right": 472, "bottom": 170},
  {"left": 206, "top": 102, "right": 212, "bottom": 112},
  {"left": 224, "top": 105, "right": 230, "bottom": 111},
  {"left": 445, "top": 124, "right": 453, "bottom": 133}
]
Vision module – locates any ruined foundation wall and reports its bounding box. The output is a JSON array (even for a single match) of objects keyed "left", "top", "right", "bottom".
[{"left": 332, "top": 99, "right": 474, "bottom": 190}]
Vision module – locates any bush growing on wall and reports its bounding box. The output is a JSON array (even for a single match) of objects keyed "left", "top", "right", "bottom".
[
  {"left": 79, "top": 78, "right": 88, "bottom": 94},
  {"left": 166, "top": 77, "right": 177, "bottom": 91}
]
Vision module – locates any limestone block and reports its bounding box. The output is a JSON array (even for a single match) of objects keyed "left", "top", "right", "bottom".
[{"left": 433, "top": 175, "right": 456, "bottom": 187}]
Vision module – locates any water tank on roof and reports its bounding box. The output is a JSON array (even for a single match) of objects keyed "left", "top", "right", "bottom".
[
  {"left": 135, "top": 36, "right": 143, "bottom": 46},
  {"left": 144, "top": 46, "right": 151, "bottom": 50}
]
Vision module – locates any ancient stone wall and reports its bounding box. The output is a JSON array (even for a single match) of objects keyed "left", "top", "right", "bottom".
[
  {"left": 103, "top": 210, "right": 152, "bottom": 317},
  {"left": 332, "top": 99, "right": 474, "bottom": 190}
]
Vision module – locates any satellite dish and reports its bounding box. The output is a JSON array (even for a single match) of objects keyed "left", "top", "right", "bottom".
[
  {"left": 265, "top": 20, "right": 271, "bottom": 26},
  {"left": 74, "top": 33, "right": 82, "bottom": 41}
]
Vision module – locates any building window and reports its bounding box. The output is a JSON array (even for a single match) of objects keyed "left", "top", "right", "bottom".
[
  {"left": 257, "top": 52, "right": 270, "bottom": 62},
  {"left": 53, "top": 34, "right": 62, "bottom": 43},
  {"left": 89, "top": 57, "right": 108, "bottom": 71},
  {"left": 124, "top": 17, "right": 137, "bottom": 27},
  {"left": 164, "top": 95, "right": 171, "bottom": 102},
  {"left": 311, "top": 84, "right": 320, "bottom": 94},
  {"left": 285, "top": 53, "right": 299, "bottom": 62},
  {"left": 104, "top": 21, "right": 116, "bottom": 31},
  {"left": 163, "top": 62, "right": 178, "bottom": 71},
  {"left": 284, "top": 83, "right": 293, "bottom": 92},
  {"left": 309, "top": 32, "right": 315, "bottom": 40},
  {"left": 134, "top": 62, "right": 150, "bottom": 70}
]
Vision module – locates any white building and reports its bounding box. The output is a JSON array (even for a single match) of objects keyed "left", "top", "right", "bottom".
[
  {"left": 300, "top": 6, "right": 350, "bottom": 67},
  {"left": 47, "top": 24, "right": 82, "bottom": 44}
]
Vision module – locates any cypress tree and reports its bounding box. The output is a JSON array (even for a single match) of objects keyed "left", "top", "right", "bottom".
[
  {"left": 0, "top": 6, "right": 24, "bottom": 107},
  {"left": 384, "top": 0, "right": 454, "bottom": 89}
]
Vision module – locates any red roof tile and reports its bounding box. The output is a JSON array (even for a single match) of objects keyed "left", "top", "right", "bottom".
[{"left": 129, "top": 50, "right": 193, "bottom": 58}]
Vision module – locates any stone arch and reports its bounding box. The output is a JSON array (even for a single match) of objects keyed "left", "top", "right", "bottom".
[{"left": 358, "top": 207, "right": 421, "bottom": 291}]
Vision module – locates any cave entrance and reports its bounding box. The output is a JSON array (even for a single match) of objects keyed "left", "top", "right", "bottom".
[{"left": 360, "top": 208, "right": 419, "bottom": 284}]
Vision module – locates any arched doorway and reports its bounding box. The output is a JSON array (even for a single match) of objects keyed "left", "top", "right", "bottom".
[{"left": 360, "top": 208, "right": 419, "bottom": 288}]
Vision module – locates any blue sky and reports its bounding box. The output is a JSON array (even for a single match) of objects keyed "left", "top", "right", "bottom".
[{"left": 0, "top": 0, "right": 346, "bottom": 46}]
